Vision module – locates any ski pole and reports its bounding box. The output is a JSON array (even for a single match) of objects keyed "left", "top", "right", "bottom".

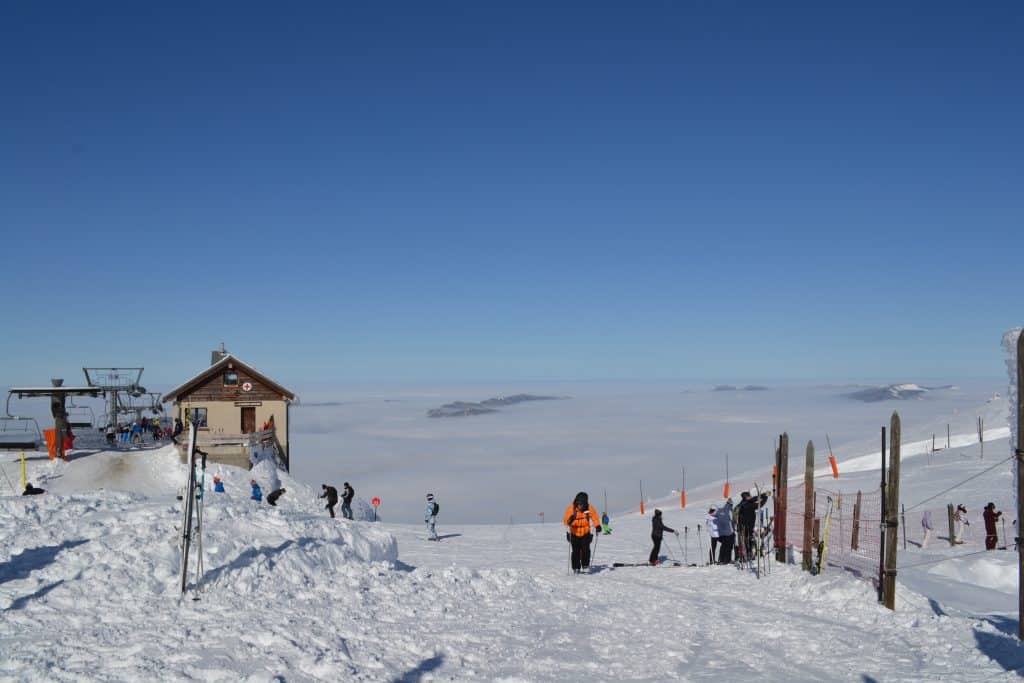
[
  {"left": 663, "top": 536, "right": 676, "bottom": 563},
  {"left": 680, "top": 527, "right": 688, "bottom": 565},
  {"left": 697, "top": 524, "right": 705, "bottom": 566},
  {"left": 591, "top": 528, "right": 600, "bottom": 568}
]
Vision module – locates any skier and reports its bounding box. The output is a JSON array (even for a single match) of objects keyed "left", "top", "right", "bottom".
[
  {"left": 342, "top": 482, "right": 355, "bottom": 520},
  {"left": 563, "top": 491, "right": 601, "bottom": 573},
  {"left": 921, "top": 510, "right": 934, "bottom": 549},
  {"left": 954, "top": 504, "right": 969, "bottom": 544},
  {"left": 425, "top": 493, "right": 439, "bottom": 541},
  {"left": 22, "top": 482, "right": 45, "bottom": 496},
  {"left": 213, "top": 476, "right": 225, "bottom": 493},
  {"left": 706, "top": 507, "right": 720, "bottom": 564},
  {"left": 601, "top": 511, "right": 612, "bottom": 535},
  {"left": 714, "top": 499, "right": 735, "bottom": 565},
  {"left": 736, "top": 491, "right": 769, "bottom": 560},
  {"left": 984, "top": 502, "right": 1002, "bottom": 550},
  {"left": 171, "top": 417, "right": 184, "bottom": 445},
  {"left": 250, "top": 480, "right": 263, "bottom": 502},
  {"left": 267, "top": 488, "right": 286, "bottom": 506},
  {"left": 649, "top": 509, "right": 677, "bottom": 565},
  {"left": 321, "top": 484, "right": 339, "bottom": 518}
]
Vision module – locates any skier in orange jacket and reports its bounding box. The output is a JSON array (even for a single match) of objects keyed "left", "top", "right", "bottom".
[{"left": 564, "top": 491, "right": 601, "bottom": 573}]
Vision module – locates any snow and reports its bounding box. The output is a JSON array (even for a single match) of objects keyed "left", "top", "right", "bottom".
[{"left": 2, "top": 386, "right": 1024, "bottom": 680}]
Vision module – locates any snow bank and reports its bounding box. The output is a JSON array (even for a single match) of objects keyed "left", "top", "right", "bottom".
[{"left": 928, "top": 553, "right": 1018, "bottom": 594}]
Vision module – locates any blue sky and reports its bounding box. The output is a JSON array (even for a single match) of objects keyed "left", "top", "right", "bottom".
[{"left": 2, "top": 1, "right": 1021, "bottom": 386}]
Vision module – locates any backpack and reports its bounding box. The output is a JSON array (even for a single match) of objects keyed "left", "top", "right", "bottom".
[{"left": 432, "top": 501, "right": 440, "bottom": 516}]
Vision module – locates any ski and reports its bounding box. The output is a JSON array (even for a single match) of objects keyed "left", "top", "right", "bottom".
[
  {"left": 612, "top": 561, "right": 683, "bottom": 568},
  {"left": 812, "top": 496, "right": 835, "bottom": 575},
  {"left": 179, "top": 422, "right": 198, "bottom": 594}
]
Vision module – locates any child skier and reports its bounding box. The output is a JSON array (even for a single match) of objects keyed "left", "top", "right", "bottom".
[
  {"left": 921, "top": 510, "right": 934, "bottom": 549},
  {"left": 954, "top": 504, "right": 969, "bottom": 544},
  {"left": 563, "top": 491, "right": 601, "bottom": 573},
  {"left": 649, "top": 509, "right": 677, "bottom": 565},
  {"left": 213, "top": 476, "right": 225, "bottom": 493},
  {"left": 601, "top": 511, "right": 612, "bottom": 535},
  {"left": 250, "top": 480, "right": 263, "bottom": 502},
  {"left": 425, "top": 493, "right": 439, "bottom": 540}
]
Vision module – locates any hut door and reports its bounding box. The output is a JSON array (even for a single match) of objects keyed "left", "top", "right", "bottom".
[{"left": 241, "top": 407, "right": 256, "bottom": 434}]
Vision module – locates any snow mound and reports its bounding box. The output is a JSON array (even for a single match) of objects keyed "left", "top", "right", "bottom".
[{"left": 928, "top": 553, "right": 1018, "bottom": 594}]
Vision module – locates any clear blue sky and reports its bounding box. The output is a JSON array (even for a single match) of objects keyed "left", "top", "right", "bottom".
[{"left": 2, "top": 1, "right": 1021, "bottom": 386}]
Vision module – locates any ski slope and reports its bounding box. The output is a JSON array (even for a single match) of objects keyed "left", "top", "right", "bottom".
[{"left": 1, "top": 425, "right": 1022, "bottom": 681}]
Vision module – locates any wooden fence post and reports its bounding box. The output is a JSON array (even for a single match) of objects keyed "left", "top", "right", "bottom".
[
  {"left": 776, "top": 433, "right": 789, "bottom": 564},
  {"left": 947, "top": 503, "right": 956, "bottom": 547},
  {"left": 852, "top": 490, "right": 862, "bottom": 550},
  {"left": 883, "top": 412, "right": 901, "bottom": 611},
  {"left": 803, "top": 440, "right": 814, "bottom": 572},
  {"left": 1016, "top": 331, "right": 1024, "bottom": 640}
]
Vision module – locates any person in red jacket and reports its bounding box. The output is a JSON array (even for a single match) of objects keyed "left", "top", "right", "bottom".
[
  {"left": 984, "top": 502, "right": 1003, "bottom": 550},
  {"left": 563, "top": 491, "right": 601, "bottom": 573}
]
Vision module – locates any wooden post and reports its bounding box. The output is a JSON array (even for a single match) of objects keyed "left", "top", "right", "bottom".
[
  {"left": 852, "top": 490, "right": 862, "bottom": 550},
  {"left": 1016, "top": 331, "right": 1024, "bottom": 640},
  {"left": 803, "top": 440, "right": 814, "bottom": 572},
  {"left": 776, "top": 433, "right": 789, "bottom": 563},
  {"left": 879, "top": 426, "right": 886, "bottom": 604},
  {"left": 883, "top": 412, "right": 901, "bottom": 611},
  {"left": 979, "top": 416, "right": 984, "bottom": 460},
  {"left": 947, "top": 503, "right": 956, "bottom": 547}
]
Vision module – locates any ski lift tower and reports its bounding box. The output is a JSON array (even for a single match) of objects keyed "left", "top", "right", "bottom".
[
  {"left": 83, "top": 367, "right": 146, "bottom": 434},
  {"left": 6, "top": 380, "right": 103, "bottom": 459}
]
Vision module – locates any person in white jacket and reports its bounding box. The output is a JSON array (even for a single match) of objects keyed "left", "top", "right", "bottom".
[
  {"left": 921, "top": 510, "right": 934, "bottom": 549},
  {"left": 954, "top": 504, "right": 969, "bottom": 544},
  {"left": 706, "top": 507, "right": 720, "bottom": 565}
]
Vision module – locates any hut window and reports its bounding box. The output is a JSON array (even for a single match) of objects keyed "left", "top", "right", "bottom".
[
  {"left": 224, "top": 372, "right": 238, "bottom": 386},
  {"left": 189, "top": 408, "right": 208, "bottom": 428}
]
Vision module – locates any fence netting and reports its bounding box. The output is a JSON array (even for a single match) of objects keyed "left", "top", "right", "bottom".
[{"left": 780, "top": 483, "right": 883, "bottom": 580}]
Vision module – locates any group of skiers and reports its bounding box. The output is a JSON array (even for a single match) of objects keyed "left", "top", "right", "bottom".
[
  {"left": 318, "top": 482, "right": 355, "bottom": 519},
  {"left": 703, "top": 490, "right": 771, "bottom": 565},
  {"left": 921, "top": 501, "right": 1007, "bottom": 548},
  {"left": 247, "top": 479, "right": 286, "bottom": 506},
  {"left": 923, "top": 502, "right": 1006, "bottom": 550}
]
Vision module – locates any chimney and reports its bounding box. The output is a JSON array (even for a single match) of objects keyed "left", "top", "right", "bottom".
[{"left": 211, "top": 342, "right": 229, "bottom": 366}]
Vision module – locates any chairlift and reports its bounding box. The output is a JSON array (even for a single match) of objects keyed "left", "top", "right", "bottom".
[
  {"left": 0, "top": 415, "right": 43, "bottom": 450},
  {"left": 66, "top": 405, "right": 97, "bottom": 429}
]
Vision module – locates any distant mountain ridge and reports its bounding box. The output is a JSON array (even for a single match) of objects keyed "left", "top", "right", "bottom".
[
  {"left": 713, "top": 385, "right": 770, "bottom": 392},
  {"left": 427, "top": 394, "right": 565, "bottom": 418},
  {"left": 846, "top": 383, "right": 956, "bottom": 402}
]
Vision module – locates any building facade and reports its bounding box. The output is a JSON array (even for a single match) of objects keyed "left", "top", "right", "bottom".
[{"left": 162, "top": 348, "right": 296, "bottom": 470}]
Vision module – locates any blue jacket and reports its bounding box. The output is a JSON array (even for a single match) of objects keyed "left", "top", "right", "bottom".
[
  {"left": 424, "top": 501, "right": 437, "bottom": 522},
  {"left": 214, "top": 481, "right": 225, "bottom": 493},
  {"left": 251, "top": 484, "right": 263, "bottom": 501},
  {"left": 714, "top": 502, "right": 735, "bottom": 536}
]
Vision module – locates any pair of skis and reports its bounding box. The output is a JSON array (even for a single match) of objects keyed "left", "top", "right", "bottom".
[
  {"left": 811, "top": 496, "right": 835, "bottom": 575},
  {"left": 179, "top": 423, "right": 208, "bottom": 597}
]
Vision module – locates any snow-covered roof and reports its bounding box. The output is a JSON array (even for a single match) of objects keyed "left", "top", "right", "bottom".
[{"left": 161, "top": 354, "right": 296, "bottom": 403}]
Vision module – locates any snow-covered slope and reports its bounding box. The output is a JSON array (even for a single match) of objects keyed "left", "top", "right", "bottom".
[{"left": 2, "top": 429, "right": 1023, "bottom": 681}]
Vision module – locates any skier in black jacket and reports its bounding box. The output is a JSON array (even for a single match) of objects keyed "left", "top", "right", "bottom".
[
  {"left": 341, "top": 482, "right": 355, "bottom": 520},
  {"left": 736, "top": 491, "right": 769, "bottom": 560},
  {"left": 320, "top": 484, "right": 339, "bottom": 518},
  {"left": 649, "top": 509, "right": 677, "bottom": 565}
]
